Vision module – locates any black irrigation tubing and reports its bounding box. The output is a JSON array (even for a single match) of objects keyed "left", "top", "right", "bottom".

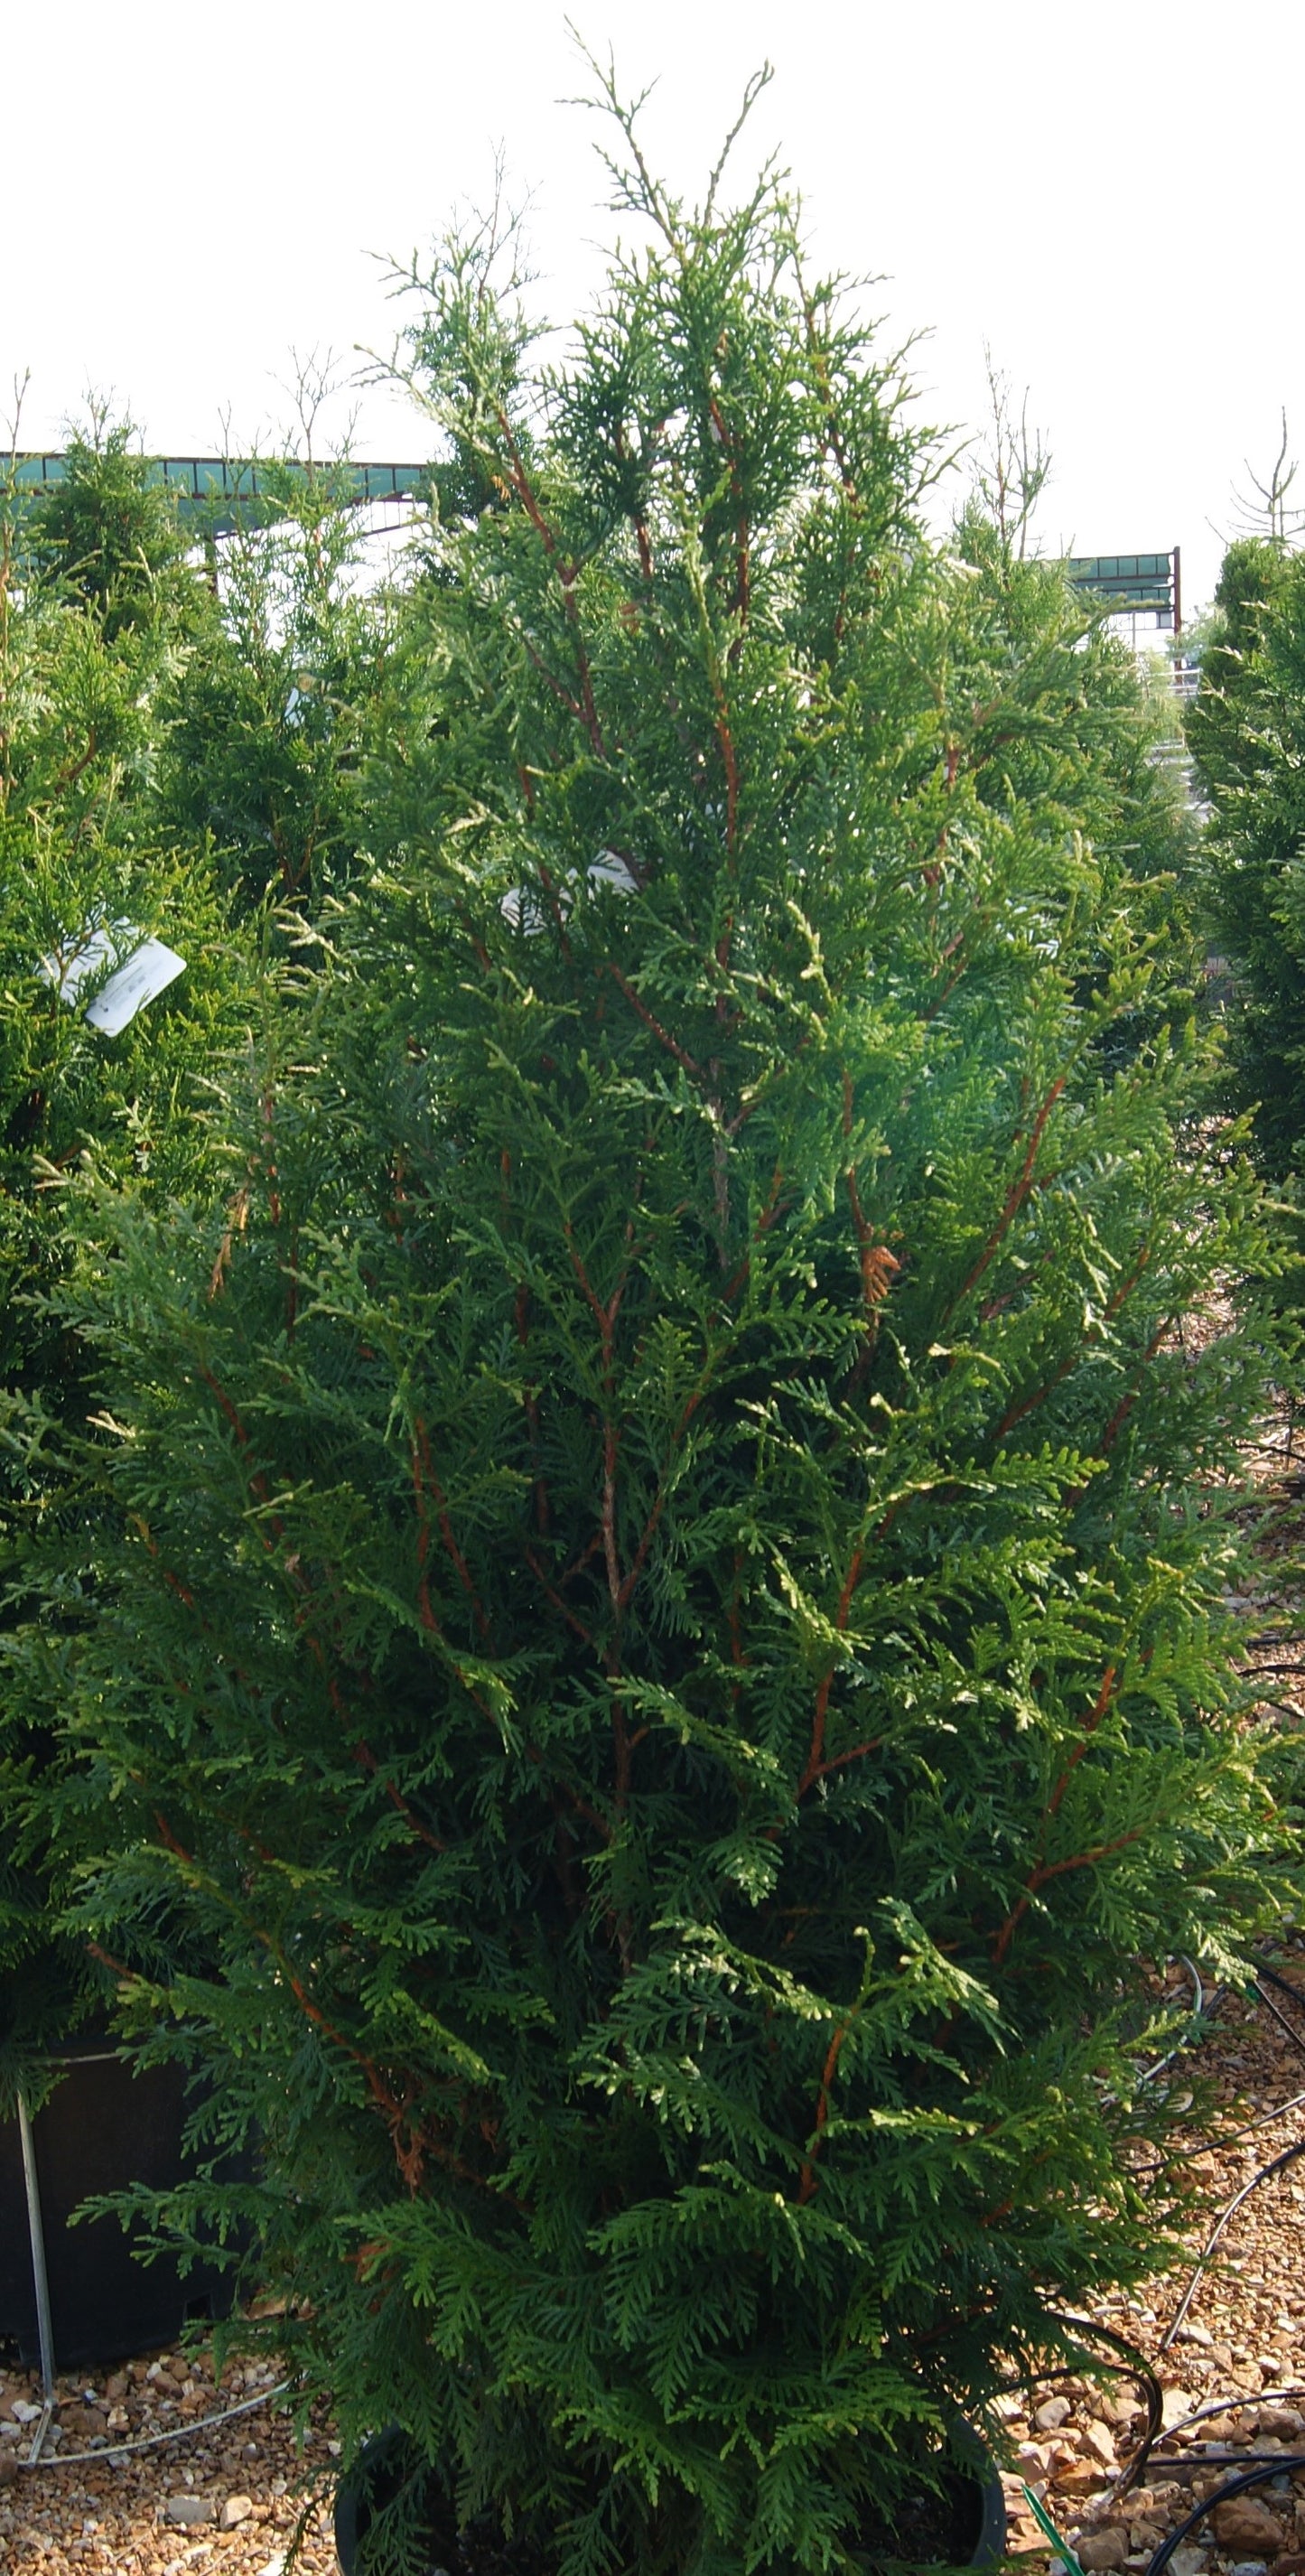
[
  {"left": 1159, "top": 2383, "right": 1305, "bottom": 2440},
  {"left": 1245, "top": 1976, "right": 1305, "bottom": 2065},
  {"left": 1135, "top": 1956, "right": 1221, "bottom": 2089},
  {"left": 1105, "top": 1961, "right": 1305, "bottom": 2526},
  {"left": 1254, "top": 1960, "right": 1305, "bottom": 2067},
  {"left": 1144, "top": 2456, "right": 1305, "bottom": 2576},
  {"left": 1164, "top": 2088, "right": 1305, "bottom": 2161},
  {"left": 1046, "top": 2313, "right": 1162, "bottom": 2458},
  {"left": 1159, "top": 2131, "right": 1305, "bottom": 2352},
  {"left": 1003, "top": 2313, "right": 1163, "bottom": 2502}
]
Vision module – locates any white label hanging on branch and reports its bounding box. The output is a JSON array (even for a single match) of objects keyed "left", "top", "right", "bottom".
[
  {"left": 40, "top": 920, "right": 186, "bottom": 1036},
  {"left": 501, "top": 848, "right": 640, "bottom": 934}
]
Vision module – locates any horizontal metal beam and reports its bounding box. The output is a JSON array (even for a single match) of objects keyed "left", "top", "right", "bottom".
[
  {"left": 1067, "top": 551, "right": 1175, "bottom": 614},
  {"left": 7, "top": 454, "right": 428, "bottom": 534},
  {"left": 7, "top": 460, "right": 1182, "bottom": 624}
]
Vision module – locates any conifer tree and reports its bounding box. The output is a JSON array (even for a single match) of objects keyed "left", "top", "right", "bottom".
[
  {"left": 0, "top": 426, "right": 252, "bottom": 2096},
  {"left": 19, "top": 79, "right": 1295, "bottom": 2575},
  {"left": 157, "top": 430, "right": 406, "bottom": 916},
  {"left": 1187, "top": 537, "right": 1305, "bottom": 1181}
]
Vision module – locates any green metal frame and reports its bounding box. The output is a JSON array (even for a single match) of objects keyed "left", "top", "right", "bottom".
[
  {"left": 1067, "top": 552, "right": 1174, "bottom": 616},
  {"left": 7, "top": 453, "right": 428, "bottom": 536},
  {"left": 7, "top": 456, "right": 1181, "bottom": 626}
]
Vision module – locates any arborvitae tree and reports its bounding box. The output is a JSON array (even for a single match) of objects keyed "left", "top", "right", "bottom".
[
  {"left": 1186, "top": 537, "right": 1305, "bottom": 1181},
  {"left": 0, "top": 434, "right": 253, "bottom": 2099},
  {"left": 27, "top": 409, "right": 200, "bottom": 643},
  {"left": 158, "top": 454, "right": 404, "bottom": 916},
  {"left": 953, "top": 511, "right": 1199, "bottom": 982},
  {"left": 19, "top": 86, "right": 1296, "bottom": 2575}
]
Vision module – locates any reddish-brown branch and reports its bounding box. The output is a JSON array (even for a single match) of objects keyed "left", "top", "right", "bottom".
[
  {"left": 86, "top": 1940, "right": 133, "bottom": 1980},
  {"left": 619, "top": 1381, "right": 710, "bottom": 1614},
  {"left": 561, "top": 585, "right": 607, "bottom": 759},
  {"left": 132, "top": 1514, "right": 198, "bottom": 1611},
  {"left": 533, "top": 858, "right": 575, "bottom": 963},
  {"left": 197, "top": 1367, "right": 288, "bottom": 1556},
  {"left": 1046, "top": 1663, "right": 1118, "bottom": 1819},
  {"left": 605, "top": 963, "right": 704, "bottom": 1080},
  {"left": 797, "top": 2013, "right": 857, "bottom": 2204},
  {"left": 948, "top": 1075, "right": 1067, "bottom": 1316},
  {"left": 994, "top": 1246, "right": 1151, "bottom": 1442},
  {"left": 1099, "top": 1322, "right": 1170, "bottom": 1457},
  {"left": 492, "top": 405, "right": 607, "bottom": 761},
  {"left": 520, "top": 630, "right": 587, "bottom": 728},
  {"left": 412, "top": 1418, "right": 492, "bottom": 1643},
  {"left": 153, "top": 1812, "right": 196, "bottom": 1867},
  {"left": 722, "top": 1162, "right": 789, "bottom": 1300},
  {"left": 806, "top": 1735, "right": 883, "bottom": 1787},
  {"left": 525, "top": 1545, "right": 599, "bottom": 1655},
  {"left": 706, "top": 395, "right": 751, "bottom": 643},
  {"left": 517, "top": 1284, "right": 551, "bottom": 1536},
  {"left": 991, "top": 1825, "right": 1147, "bottom": 1969},
  {"left": 601, "top": 1419, "right": 622, "bottom": 1616},
  {"left": 352, "top": 1738, "right": 447, "bottom": 1853},
  {"left": 714, "top": 698, "right": 740, "bottom": 854},
  {"left": 52, "top": 727, "right": 99, "bottom": 794},
  {"left": 797, "top": 1540, "right": 864, "bottom": 1800}
]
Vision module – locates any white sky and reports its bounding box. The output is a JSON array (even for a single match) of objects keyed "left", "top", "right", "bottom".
[{"left": 7, "top": 0, "right": 1302, "bottom": 617}]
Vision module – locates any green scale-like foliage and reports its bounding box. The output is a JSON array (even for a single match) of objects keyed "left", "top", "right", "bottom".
[
  {"left": 0, "top": 432, "right": 255, "bottom": 2095},
  {"left": 1188, "top": 537, "right": 1305, "bottom": 1182},
  {"left": 156, "top": 455, "right": 404, "bottom": 916},
  {"left": 14, "top": 92, "right": 1295, "bottom": 2576}
]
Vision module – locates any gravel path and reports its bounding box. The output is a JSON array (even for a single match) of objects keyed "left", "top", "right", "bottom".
[
  {"left": 999, "top": 1953, "right": 1305, "bottom": 2574},
  {"left": 988, "top": 1294, "right": 1305, "bottom": 2576},
  {"left": 996, "top": 1311, "right": 1305, "bottom": 2576},
  {"left": 0, "top": 2345, "right": 339, "bottom": 2576}
]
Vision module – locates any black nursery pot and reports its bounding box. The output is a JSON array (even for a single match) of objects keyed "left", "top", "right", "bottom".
[
  {"left": 0, "top": 2039, "right": 238, "bottom": 2368},
  {"left": 333, "top": 2422, "right": 1008, "bottom": 2575},
  {"left": 873, "top": 2420, "right": 1009, "bottom": 2571}
]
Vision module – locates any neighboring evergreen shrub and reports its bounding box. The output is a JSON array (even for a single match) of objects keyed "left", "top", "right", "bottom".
[
  {"left": 1187, "top": 537, "right": 1305, "bottom": 1181},
  {"left": 0, "top": 433, "right": 253, "bottom": 2098},
  {"left": 157, "top": 453, "right": 404, "bottom": 915},
  {"left": 16, "top": 93, "right": 1296, "bottom": 2576}
]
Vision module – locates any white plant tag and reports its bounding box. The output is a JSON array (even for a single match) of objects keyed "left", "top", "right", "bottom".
[
  {"left": 501, "top": 847, "right": 640, "bottom": 933},
  {"left": 84, "top": 938, "right": 186, "bottom": 1033},
  {"left": 41, "top": 921, "right": 186, "bottom": 1034}
]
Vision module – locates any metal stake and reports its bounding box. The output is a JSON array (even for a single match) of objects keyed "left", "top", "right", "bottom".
[{"left": 15, "top": 2087, "right": 57, "bottom": 2454}]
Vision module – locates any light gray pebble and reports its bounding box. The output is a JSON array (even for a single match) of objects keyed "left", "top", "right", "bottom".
[{"left": 165, "top": 2490, "right": 215, "bottom": 2525}]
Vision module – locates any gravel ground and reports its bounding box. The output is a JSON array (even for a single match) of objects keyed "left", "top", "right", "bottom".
[
  {"left": 0, "top": 2344, "right": 339, "bottom": 2576},
  {"left": 998, "top": 1954, "right": 1305, "bottom": 2574},
  {"left": 996, "top": 1349, "right": 1305, "bottom": 2576}
]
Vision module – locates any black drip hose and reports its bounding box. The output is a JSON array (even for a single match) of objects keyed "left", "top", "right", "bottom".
[
  {"left": 1254, "top": 1962, "right": 1305, "bottom": 2067},
  {"left": 1133, "top": 1957, "right": 1305, "bottom": 2569},
  {"left": 1144, "top": 2455, "right": 1305, "bottom": 2574},
  {"left": 994, "top": 1959, "right": 1305, "bottom": 2573},
  {"left": 1159, "top": 2132, "right": 1305, "bottom": 2353},
  {"left": 1045, "top": 2312, "right": 1163, "bottom": 2487}
]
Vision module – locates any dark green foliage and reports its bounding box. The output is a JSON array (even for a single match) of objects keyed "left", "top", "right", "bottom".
[
  {"left": 26, "top": 412, "right": 196, "bottom": 641},
  {"left": 0, "top": 434, "right": 253, "bottom": 2103},
  {"left": 13, "top": 85, "right": 1296, "bottom": 2576},
  {"left": 1187, "top": 538, "right": 1305, "bottom": 1182},
  {"left": 952, "top": 512, "right": 1199, "bottom": 1028},
  {"left": 158, "top": 459, "right": 405, "bottom": 915}
]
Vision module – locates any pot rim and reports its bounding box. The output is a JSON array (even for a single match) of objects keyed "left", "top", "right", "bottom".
[{"left": 333, "top": 2420, "right": 1008, "bottom": 2574}]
